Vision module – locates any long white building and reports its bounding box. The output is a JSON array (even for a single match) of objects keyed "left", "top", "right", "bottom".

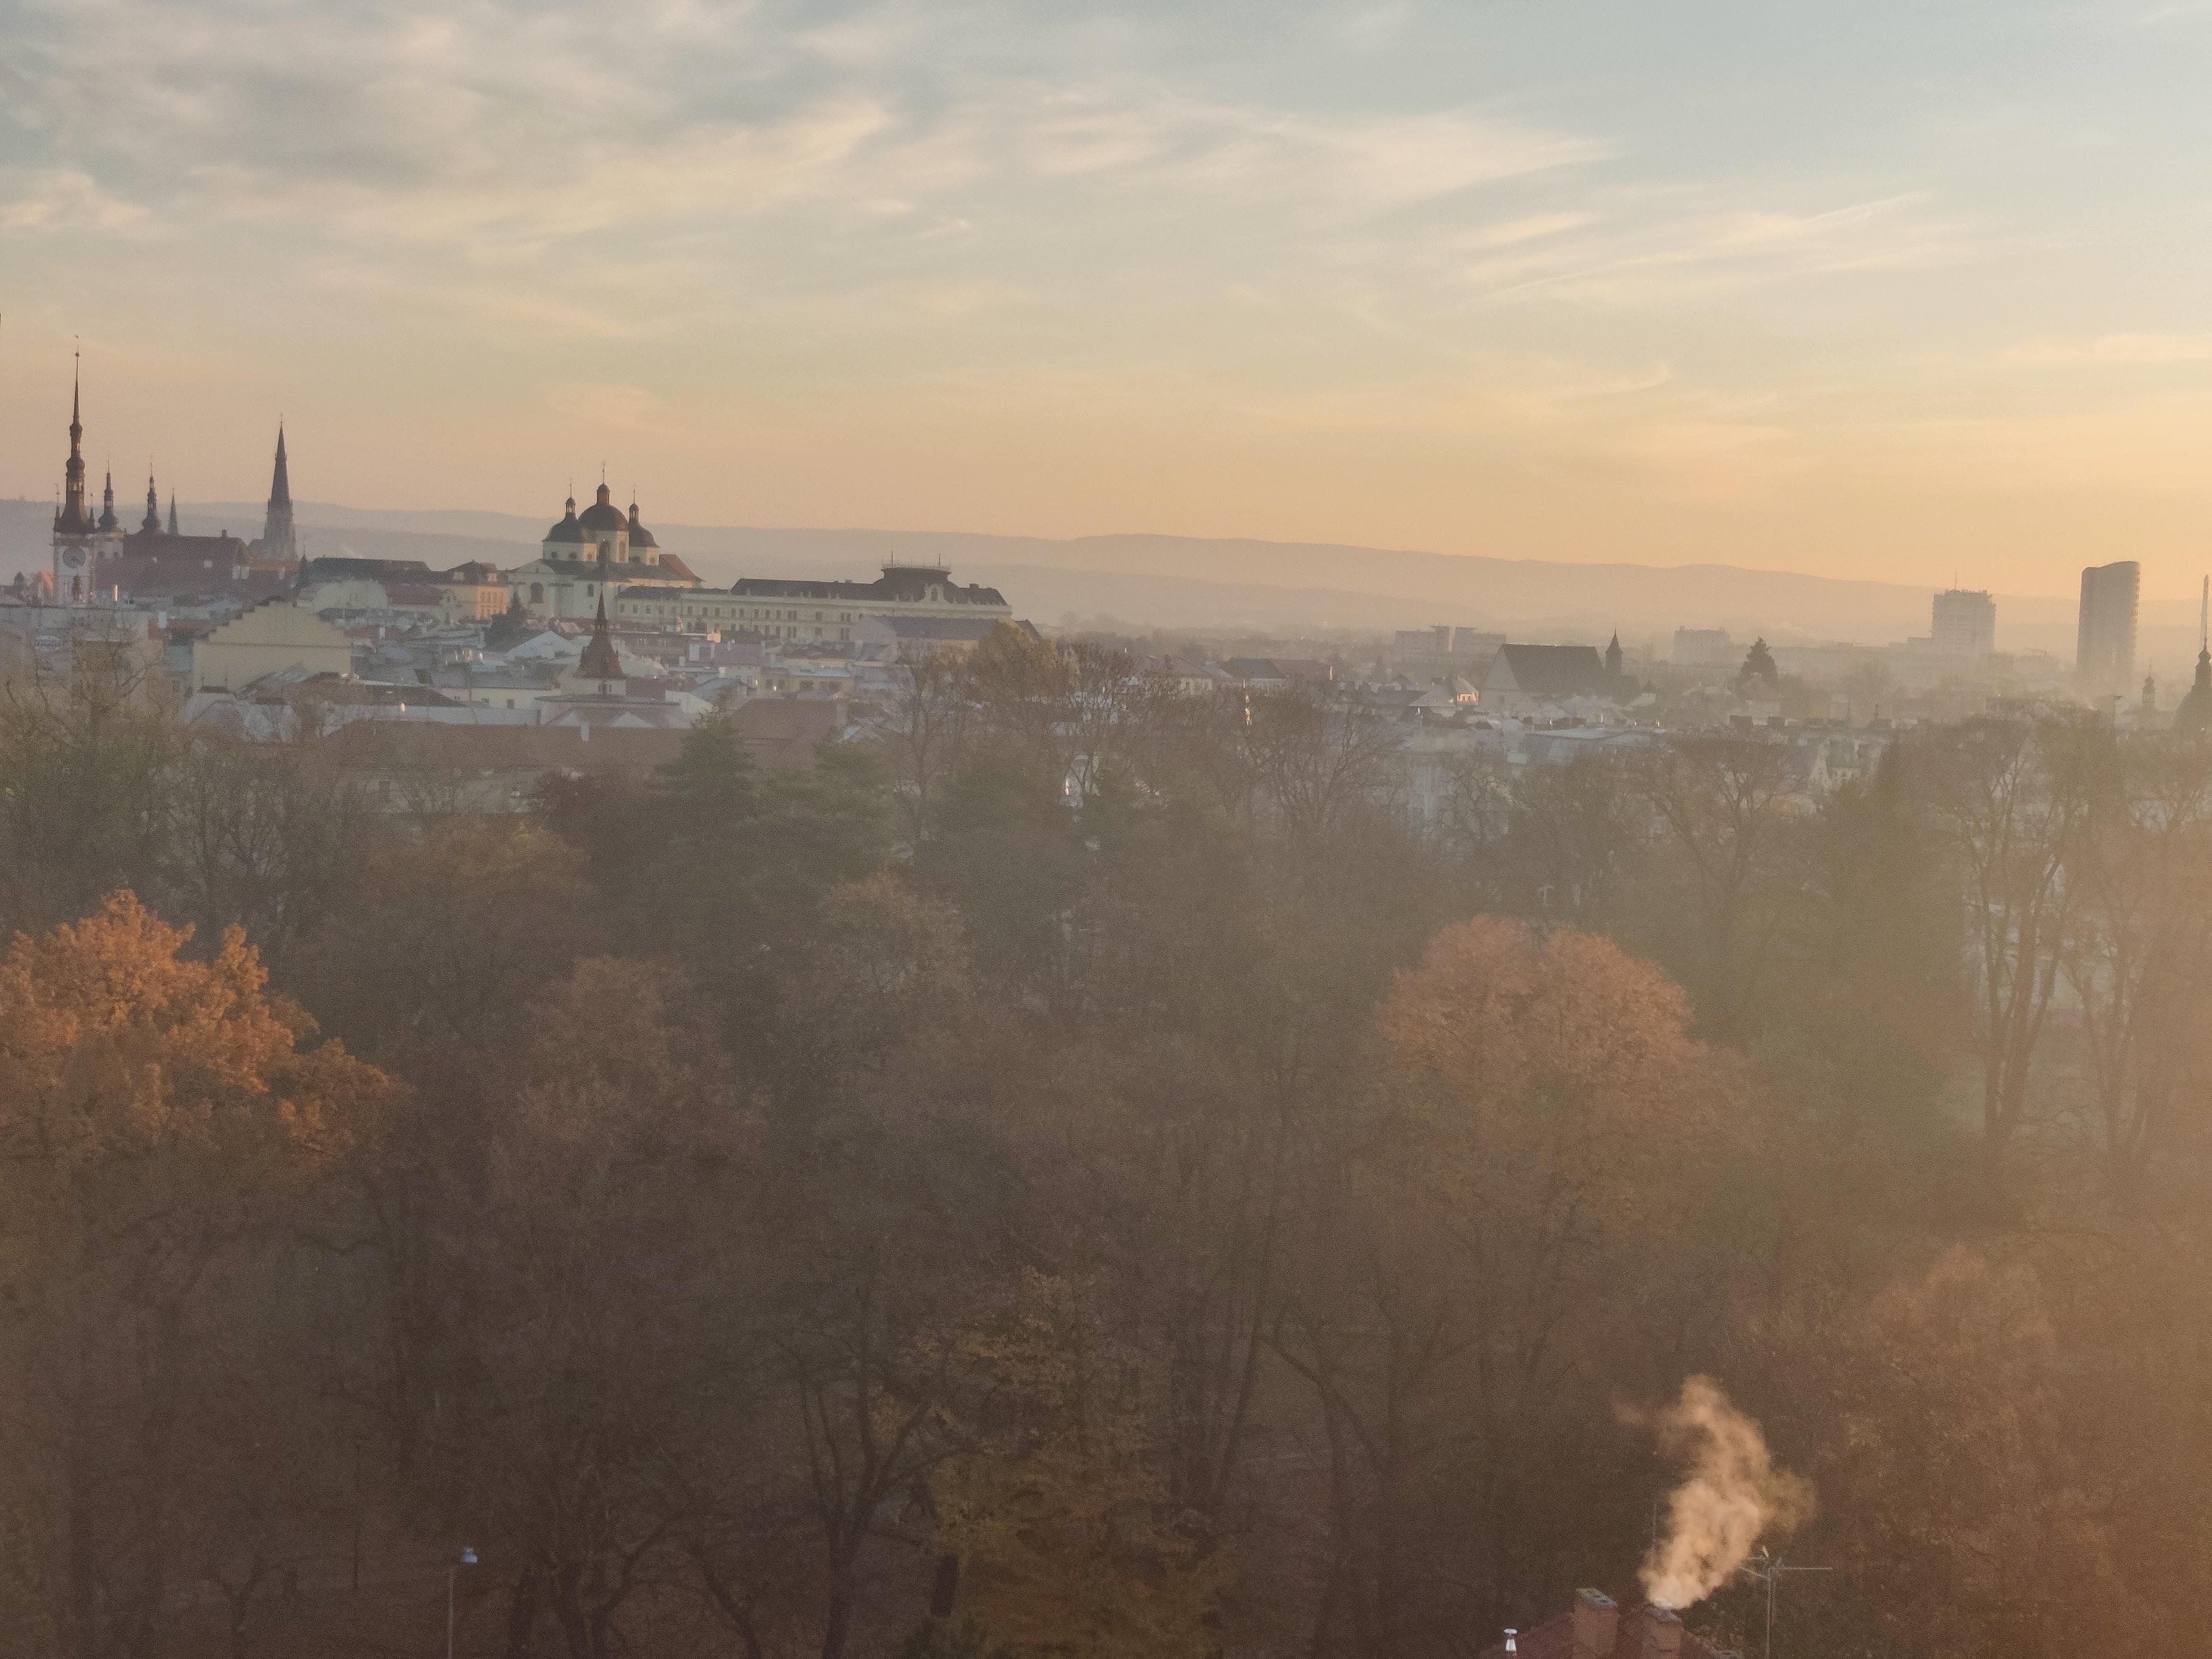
[{"left": 612, "top": 561, "right": 1011, "bottom": 645}]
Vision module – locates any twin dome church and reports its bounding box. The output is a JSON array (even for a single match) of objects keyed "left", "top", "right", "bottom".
[{"left": 507, "top": 481, "right": 700, "bottom": 620}]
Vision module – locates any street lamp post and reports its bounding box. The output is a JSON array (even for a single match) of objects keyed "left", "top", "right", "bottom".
[{"left": 448, "top": 1547, "right": 477, "bottom": 1659}]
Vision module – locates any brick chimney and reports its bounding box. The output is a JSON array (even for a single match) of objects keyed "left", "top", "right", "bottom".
[
  {"left": 1634, "top": 1606, "right": 1682, "bottom": 1659},
  {"left": 1571, "top": 1590, "right": 1619, "bottom": 1659}
]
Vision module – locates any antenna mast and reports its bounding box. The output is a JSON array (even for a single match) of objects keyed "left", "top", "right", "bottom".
[{"left": 1740, "top": 1550, "right": 1834, "bottom": 1659}]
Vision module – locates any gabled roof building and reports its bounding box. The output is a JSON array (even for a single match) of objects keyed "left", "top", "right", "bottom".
[{"left": 1480, "top": 643, "right": 1628, "bottom": 717}]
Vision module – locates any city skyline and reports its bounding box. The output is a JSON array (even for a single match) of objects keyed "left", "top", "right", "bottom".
[{"left": 11, "top": 1, "right": 2212, "bottom": 601}]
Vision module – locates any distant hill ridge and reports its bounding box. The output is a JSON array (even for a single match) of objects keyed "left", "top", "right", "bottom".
[{"left": 2, "top": 495, "right": 2183, "bottom": 655}]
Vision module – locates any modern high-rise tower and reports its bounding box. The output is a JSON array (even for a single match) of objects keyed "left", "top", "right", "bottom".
[
  {"left": 1932, "top": 588, "right": 1996, "bottom": 659},
  {"left": 2077, "top": 561, "right": 2141, "bottom": 699}
]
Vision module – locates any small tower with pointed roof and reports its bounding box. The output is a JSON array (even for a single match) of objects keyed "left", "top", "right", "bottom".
[
  {"left": 626, "top": 495, "right": 659, "bottom": 557},
  {"left": 576, "top": 594, "right": 624, "bottom": 691},
  {"left": 1605, "top": 631, "right": 1624, "bottom": 679}
]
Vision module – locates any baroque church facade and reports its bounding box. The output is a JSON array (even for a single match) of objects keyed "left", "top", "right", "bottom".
[
  {"left": 507, "top": 482, "right": 701, "bottom": 620},
  {"left": 46, "top": 364, "right": 301, "bottom": 606}
]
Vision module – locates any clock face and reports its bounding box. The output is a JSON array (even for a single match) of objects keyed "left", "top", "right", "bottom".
[{"left": 60, "top": 546, "right": 87, "bottom": 569}]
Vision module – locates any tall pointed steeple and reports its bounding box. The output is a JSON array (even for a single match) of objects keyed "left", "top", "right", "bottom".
[
  {"left": 98, "top": 469, "right": 117, "bottom": 532},
  {"left": 2177, "top": 576, "right": 2212, "bottom": 737},
  {"left": 168, "top": 492, "right": 180, "bottom": 536},
  {"left": 258, "top": 422, "right": 298, "bottom": 561},
  {"left": 55, "top": 353, "right": 92, "bottom": 534},
  {"left": 142, "top": 472, "right": 161, "bottom": 535},
  {"left": 577, "top": 537, "right": 623, "bottom": 685}
]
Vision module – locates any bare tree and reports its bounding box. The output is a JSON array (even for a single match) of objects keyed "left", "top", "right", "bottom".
[
  {"left": 1631, "top": 733, "right": 1798, "bottom": 1037},
  {"left": 1919, "top": 715, "right": 2093, "bottom": 1206},
  {"left": 1240, "top": 687, "right": 1401, "bottom": 839},
  {"left": 2057, "top": 733, "right": 2212, "bottom": 1198}
]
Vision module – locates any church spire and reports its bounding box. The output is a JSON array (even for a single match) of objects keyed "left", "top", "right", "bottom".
[
  {"left": 99, "top": 468, "right": 117, "bottom": 532},
  {"left": 2193, "top": 576, "right": 2211, "bottom": 693},
  {"left": 56, "top": 351, "right": 91, "bottom": 534},
  {"left": 168, "top": 491, "right": 179, "bottom": 536},
  {"left": 259, "top": 422, "right": 298, "bottom": 560},
  {"left": 578, "top": 593, "right": 623, "bottom": 683},
  {"left": 143, "top": 472, "right": 161, "bottom": 535},
  {"left": 578, "top": 538, "right": 623, "bottom": 684},
  {"left": 2174, "top": 576, "right": 2212, "bottom": 738}
]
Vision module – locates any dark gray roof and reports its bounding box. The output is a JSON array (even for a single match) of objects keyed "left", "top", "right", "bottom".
[
  {"left": 301, "top": 556, "right": 432, "bottom": 585},
  {"left": 872, "top": 615, "right": 1004, "bottom": 640},
  {"left": 1490, "top": 643, "right": 1611, "bottom": 697},
  {"left": 577, "top": 484, "right": 627, "bottom": 533},
  {"left": 1222, "top": 658, "right": 1285, "bottom": 681}
]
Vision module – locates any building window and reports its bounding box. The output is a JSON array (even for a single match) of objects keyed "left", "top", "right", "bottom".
[{"left": 530, "top": 583, "right": 544, "bottom": 603}]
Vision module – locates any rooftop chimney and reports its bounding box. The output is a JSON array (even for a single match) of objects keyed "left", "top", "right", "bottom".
[
  {"left": 1636, "top": 1606, "right": 1682, "bottom": 1659},
  {"left": 1572, "top": 1591, "right": 1619, "bottom": 1659}
]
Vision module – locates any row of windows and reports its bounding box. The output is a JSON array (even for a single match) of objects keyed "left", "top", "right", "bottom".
[
  {"left": 622, "top": 600, "right": 857, "bottom": 625},
  {"left": 525, "top": 582, "right": 851, "bottom": 625}
]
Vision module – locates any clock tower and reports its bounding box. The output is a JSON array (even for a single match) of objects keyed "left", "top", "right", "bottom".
[{"left": 50, "top": 356, "right": 124, "bottom": 604}]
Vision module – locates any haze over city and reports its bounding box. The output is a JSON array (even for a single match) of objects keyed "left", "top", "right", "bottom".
[
  {"left": 14, "top": 7, "right": 2212, "bottom": 1659},
  {"left": 11, "top": 0, "right": 2212, "bottom": 601}
]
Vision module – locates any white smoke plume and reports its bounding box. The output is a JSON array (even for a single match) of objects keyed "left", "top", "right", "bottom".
[{"left": 1620, "top": 1376, "right": 1813, "bottom": 1610}]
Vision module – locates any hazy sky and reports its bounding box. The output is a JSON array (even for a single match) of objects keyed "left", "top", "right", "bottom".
[{"left": 7, "top": 0, "right": 2212, "bottom": 597}]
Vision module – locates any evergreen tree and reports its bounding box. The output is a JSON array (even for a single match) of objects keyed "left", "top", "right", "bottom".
[{"left": 1739, "top": 636, "right": 1780, "bottom": 692}]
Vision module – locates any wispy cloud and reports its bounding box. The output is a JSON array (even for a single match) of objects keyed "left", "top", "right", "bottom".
[
  {"left": 2000, "top": 332, "right": 2212, "bottom": 365},
  {"left": 1462, "top": 192, "right": 1973, "bottom": 306},
  {"left": 0, "top": 168, "right": 148, "bottom": 233},
  {"left": 13, "top": 0, "right": 2185, "bottom": 602}
]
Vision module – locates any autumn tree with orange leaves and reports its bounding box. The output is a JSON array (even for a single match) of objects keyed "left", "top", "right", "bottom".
[
  {"left": 1266, "top": 917, "right": 1770, "bottom": 1656},
  {"left": 0, "top": 893, "right": 396, "bottom": 1659}
]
